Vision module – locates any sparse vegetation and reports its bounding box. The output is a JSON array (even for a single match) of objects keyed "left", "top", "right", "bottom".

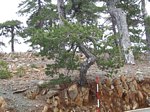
[
  {"left": 0, "top": 60, "right": 11, "bottom": 79},
  {"left": 16, "top": 66, "right": 26, "bottom": 77},
  {"left": 30, "top": 64, "right": 38, "bottom": 68}
]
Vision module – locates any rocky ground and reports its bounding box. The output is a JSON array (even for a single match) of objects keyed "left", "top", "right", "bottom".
[{"left": 0, "top": 52, "right": 150, "bottom": 112}]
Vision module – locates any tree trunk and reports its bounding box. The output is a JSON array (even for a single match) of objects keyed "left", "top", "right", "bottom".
[
  {"left": 141, "top": 0, "right": 150, "bottom": 49},
  {"left": 107, "top": 0, "right": 135, "bottom": 64},
  {"left": 78, "top": 44, "right": 96, "bottom": 86},
  {"left": 57, "top": 0, "right": 65, "bottom": 25},
  {"left": 110, "top": 14, "right": 120, "bottom": 47},
  {"left": 36, "top": 0, "right": 43, "bottom": 28},
  {"left": 11, "top": 27, "right": 15, "bottom": 53}
]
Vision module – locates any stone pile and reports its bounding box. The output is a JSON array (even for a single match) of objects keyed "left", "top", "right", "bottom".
[{"left": 40, "top": 76, "right": 150, "bottom": 112}]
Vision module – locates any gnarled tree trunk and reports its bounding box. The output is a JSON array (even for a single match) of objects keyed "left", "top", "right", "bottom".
[
  {"left": 78, "top": 44, "right": 96, "bottom": 85},
  {"left": 107, "top": 0, "right": 135, "bottom": 64}
]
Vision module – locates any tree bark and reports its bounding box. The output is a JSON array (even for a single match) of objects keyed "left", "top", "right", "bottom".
[
  {"left": 141, "top": 0, "right": 150, "bottom": 49},
  {"left": 11, "top": 27, "right": 15, "bottom": 53},
  {"left": 110, "top": 14, "right": 120, "bottom": 47},
  {"left": 57, "top": 0, "right": 65, "bottom": 25},
  {"left": 107, "top": 0, "right": 135, "bottom": 64},
  {"left": 78, "top": 44, "right": 96, "bottom": 86},
  {"left": 36, "top": 0, "right": 43, "bottom": 28}
]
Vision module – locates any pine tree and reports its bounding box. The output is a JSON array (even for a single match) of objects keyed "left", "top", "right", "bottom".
[
  {"left": 0, "top": 20, "right": 23, "bottom": 52},
  {"left": 17, "top": 0, "right": 137, "bottom": 85}
]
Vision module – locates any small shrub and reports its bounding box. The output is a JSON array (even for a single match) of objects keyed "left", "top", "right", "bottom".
[
  {"left": 0, "top": 60, "right": 11, "bottom": 79},
  {"left": 49, "top": 74, "right": 72, "bottom": 85},
  {"left": 39, "top": 74, "right": 72, "bottom": 88}
]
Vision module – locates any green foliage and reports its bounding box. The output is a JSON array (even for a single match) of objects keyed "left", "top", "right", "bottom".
[
  {"left": 49, "top": 74, "right": 72, "bottom": 86},
  {"left": 28, "top": 20, "right": 124, "bottom": 80},
  {"left": 132, "top": 44, "right": 150, "bottom": 60},
  {"left": 66, "top": 0, "right": 106, "bottom": 24},
  {"left": 38, "top": 74, "right": 71, "bottom": 88},
  {"left": 96, "top": 35, "right": 124, "bottom": 77},
  {"left": 35, "top": 21, "right": 103, "bottom": 77},
  {"left": 145, "top": 16, "right": 150, "bottom": 34},
  {"left": 0, "top": 60, "right": 11, "bottom": 79},
  {"left": 18, "top": 0, "right": 58, "bottom": 45}
]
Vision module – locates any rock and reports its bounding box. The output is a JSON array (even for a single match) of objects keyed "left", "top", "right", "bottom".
[
  {"left": 120, "top": 75, "right": 126, "bottom": 83},
  {"left": 123, "top": 92, "right": 130, "bottom": 104},
  {"left": 0, "top": 96, "right": 7, "bottom": 111},
  {"left": 136, "top": 71, "right": 143, "bottom": 75},
  {"left": 132, "top": 80, "right": 138, "bottom": 90},
  {"left": 74, "top": 92, "right": 83, "bottom": 106},
  {"left": 53, "top": 96, "right": 60, "bottom": 107},
  {"left": 105, "top": 78, "right": 112, "bottom": 88},
  {"left": 53, "top": 107, "right": 59, "bottom": 112},
  {"left": 68, "top": 84, "right": 78, "bottom": 101},
  {"left": 136, "top": 91, "right": 144, "bottom": 102},
  {"left": 142, "top": 86, "right": 150, "bottom": 95},
  {"left": 129, "top": 81, "right": 136, "bottom": 92},
  {"left": 123, "top": 104, "right": 131, "bottom": 111},
  {"left": 136, "top": 75, "right": 144, "bottom": 81},
  {"left": 132, "top": 100, "right": 138, "bottom": 110},
  {"left": 46, "top": 90, "right": 58, "bottom": 99},
  {"left": 113, "top": 78, "right": 121, "bottom": 86},
  {"left": 122, "top": 81, "right": 129, "bottom": 90},
  {"left": 126, "top": 76, "right": 134, "bottom": 83},
  {"left": 81, "top": 87, "right": 89, "bottom": 105},
  {"left": 42, "top": 105, "right": 49, "bottom": 112},
  {"left": 115, "top": 85, "right": 123, "bottom": 98},
  {"left": 24, "top": 86, "right": 40, "bottom": 100},
  {"left": 37, "top": 80, "right": 45, "bottom": 87},
  {"left": 146, "top": 97, "right": 150, "bottom": 106}
]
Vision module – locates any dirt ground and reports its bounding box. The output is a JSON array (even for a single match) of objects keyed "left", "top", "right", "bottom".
[{"left": 0, "top": 52, "right": 150, "bottom": 112}]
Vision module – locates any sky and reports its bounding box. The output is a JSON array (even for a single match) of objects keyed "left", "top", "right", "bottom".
[
  {"left": 0, "top": 0, "right": 150, "bottom": 53},
  {"left": 0, "top": 0, "right": 30, "bottom": 53}
]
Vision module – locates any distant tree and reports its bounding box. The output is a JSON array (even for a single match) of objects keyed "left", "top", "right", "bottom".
[
  {"left": 0, "top": 20, "right": 23, "bottom": 52},
  {"left": 18, "top": 0, "right": 58, "bottom": 50}
]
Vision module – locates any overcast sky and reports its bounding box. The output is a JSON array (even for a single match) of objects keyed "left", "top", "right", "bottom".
[
  {"left": 0, "top": 0, "right": 30, "bottom": 53},
  {"left": 0, "top": 0, "right": 150, "bottom": 53}
]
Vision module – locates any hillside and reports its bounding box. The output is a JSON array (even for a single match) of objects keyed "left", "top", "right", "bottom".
[{"left": 0, "top": 52, "right": 149, "bottom": 112}]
